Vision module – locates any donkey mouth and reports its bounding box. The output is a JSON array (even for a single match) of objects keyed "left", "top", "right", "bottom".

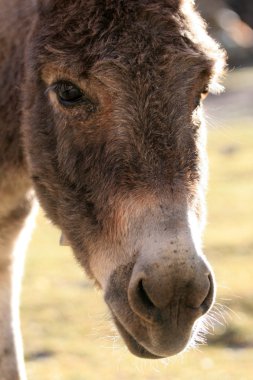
[
  {"left": 109, "top": 306, "right": 195, "bottom": 359},
  {"left": 112, "top": 315, "right": 164, "bottom": 359},
  {"left": 104, "top": 262, "right": 202, "bottom": 358}
]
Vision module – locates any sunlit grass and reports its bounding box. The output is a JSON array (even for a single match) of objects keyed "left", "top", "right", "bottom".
[{"left": 21, "top": 121, "right": 253, "bottom": 379}]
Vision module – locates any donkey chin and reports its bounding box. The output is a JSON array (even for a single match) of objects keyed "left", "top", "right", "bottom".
[{"left": 102, "top": 225, "right": 215, "bottom": 359}]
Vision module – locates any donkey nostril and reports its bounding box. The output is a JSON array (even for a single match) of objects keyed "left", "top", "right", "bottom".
[
  {"left": 128, "top": 275, "right": 159, "bottom": 324},
  {"left": 200, "top": 274, "right": 214, "bottom": 314},
  {"left": 138, "top": 280, "right": 155, "bottom": 310}
]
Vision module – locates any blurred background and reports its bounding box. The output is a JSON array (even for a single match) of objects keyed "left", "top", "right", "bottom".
[{"left": 21, "top": 1, "right": 253, "bottom": 379}]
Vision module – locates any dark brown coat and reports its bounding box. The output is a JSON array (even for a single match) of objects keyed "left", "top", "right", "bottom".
[{"left": 0, "top": 1, "right": 226, "bottom": 378}]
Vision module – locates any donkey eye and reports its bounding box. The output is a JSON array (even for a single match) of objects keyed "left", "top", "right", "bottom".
[
  {"left": 52, "top": 81, "right": 93, "bottom": 108},
  {"left": 194, "top": 86, "right": 209, "bottom": 109},
  {"left": 194, "top": 95, "right": 202, "bottom": 109},
  {"left": 201, "top": 86, "right": 209, "bottom": 100}
]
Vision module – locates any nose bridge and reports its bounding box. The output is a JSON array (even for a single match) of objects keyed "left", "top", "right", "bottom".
[
  {"left": 138, "top": 210, "right": 200, "bottom": 270},
  {"left": 119, "top": 195, "right": 204, "bottom": 275},
  {"left": 130, "top": 210, "right": 212, "bottom": 307}
]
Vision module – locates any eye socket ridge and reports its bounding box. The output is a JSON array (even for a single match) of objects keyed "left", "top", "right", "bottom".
[{"left": 50, "top": 80, "right": 95, "bottom": 109}]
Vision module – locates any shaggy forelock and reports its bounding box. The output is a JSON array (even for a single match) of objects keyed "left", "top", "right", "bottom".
[{"left": 34, "top": 0, "right": 226, "bottom": 88}]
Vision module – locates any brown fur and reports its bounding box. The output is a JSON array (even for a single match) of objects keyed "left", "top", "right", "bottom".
[{"left": 0, "top": 0, "right": 226, "bottom": 378}]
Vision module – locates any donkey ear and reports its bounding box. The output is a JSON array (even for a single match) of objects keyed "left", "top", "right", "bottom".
[{"left": 59, "top": 232, "right": 70, "bottom": 247}]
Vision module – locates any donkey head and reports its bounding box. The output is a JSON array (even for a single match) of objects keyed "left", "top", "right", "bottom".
[{"left": 23, "top": 0, "right": 226, "bottom": 358}]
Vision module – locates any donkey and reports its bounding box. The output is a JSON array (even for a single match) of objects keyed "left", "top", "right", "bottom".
[{"left": 0, "top": 0, "right": 226, "bottom": 379}]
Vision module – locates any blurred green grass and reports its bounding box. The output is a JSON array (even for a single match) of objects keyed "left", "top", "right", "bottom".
[{"left": 21, "top": 121, "right": 253, "bottom": 379}]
